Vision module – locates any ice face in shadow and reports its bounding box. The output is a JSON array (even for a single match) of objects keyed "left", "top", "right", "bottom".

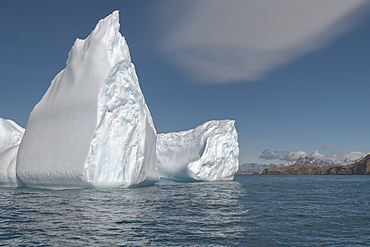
[
  {"left": 156, "top": 120, "right": 239, "bottom": 181},
  {"left": 0, "top": 118, "right": 24, "bottom": 187},
  {"left": 16, "top": 11, "right": 158, "bottom": 189}
]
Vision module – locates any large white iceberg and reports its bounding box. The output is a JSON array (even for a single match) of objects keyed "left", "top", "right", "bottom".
[
  {"left": 16, "top": 11, "right": 158, "bottom": 189},
  {"left": 156, "top": 120, "right": 239, "bottom": 181},
  {"left": 0, "top": 118, "right": 24, "bottom": 187}
]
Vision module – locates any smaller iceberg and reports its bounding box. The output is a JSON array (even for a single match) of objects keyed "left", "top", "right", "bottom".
[
  {"left": 156, "top": 120, "right": 239, "bottom": 181},
  {"left": 0, "top": 118, "right": 24, "bottom": 187}
]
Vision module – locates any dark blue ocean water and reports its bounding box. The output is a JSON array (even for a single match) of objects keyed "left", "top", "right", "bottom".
[{"left": 1, "top": 175, "right": 369, "bottom": 246}]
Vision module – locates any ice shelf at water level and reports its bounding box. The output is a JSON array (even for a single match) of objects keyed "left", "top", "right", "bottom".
[
  {"left": 16, "top": 11, "right": 158, "bottom": 189},
  {"left": 0, "top": 118, "right": 24, "bottom": 187},
  {"left": 156, "top": 120, "right": 239, "bottom": 181}
]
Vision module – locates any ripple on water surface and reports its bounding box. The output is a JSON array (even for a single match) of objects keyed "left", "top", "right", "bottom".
[{"left": 0, "top": 176, "right": 369, "bottom": 246}]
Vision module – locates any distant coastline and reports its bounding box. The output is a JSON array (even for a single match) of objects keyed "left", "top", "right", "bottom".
[
  {"left": 235, "top": 170, "right": 260, "bottom": 175},
  {"left": 260, "top": 154, "right": 370, "bottom": 175}
]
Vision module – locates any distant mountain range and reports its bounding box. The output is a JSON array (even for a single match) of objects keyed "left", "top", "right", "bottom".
[
  {"left": 238, "top": 163, "right": 280, "bottom": 173},
  {"left": 293, "top": 155, "right": 363, "bottom": 166},
  {"left": 261, "top": 154, "right": 370, "bottom": 175},
  {"left": 237, "top": 155, "right": 365, "bottom": 175},
  {"left": 293, "top": 156, "right": 333, "bottom": 166}
]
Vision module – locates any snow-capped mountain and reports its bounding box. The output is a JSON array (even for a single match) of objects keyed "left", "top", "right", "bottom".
[
  {"left": 294, "top": 155, "right": 364, "bottom": 166},
  {"left": 294, "top": 156, "right": 334, "bottom": 166}
]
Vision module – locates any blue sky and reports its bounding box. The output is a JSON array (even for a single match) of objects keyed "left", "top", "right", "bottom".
[{"left": 1, "top": 0, "right": 370, "bottom": 164}]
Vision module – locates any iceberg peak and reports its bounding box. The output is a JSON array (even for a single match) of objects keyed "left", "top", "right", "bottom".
[{"left": 16, "top": 11, "right": 158, "bottom": 189}]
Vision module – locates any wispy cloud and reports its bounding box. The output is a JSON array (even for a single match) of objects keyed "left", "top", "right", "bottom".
[
  {"left": 260, "top": 148, "right": 367, "bottom": 163},
  {"left": 158, "top": 0, "right": 369, "bottom": 83},
  {"left": 320, "top": 144, "right": 335, "bottom": 154},
  {"left": 260, "top": 149, "right": 307, "bottom": 161}
]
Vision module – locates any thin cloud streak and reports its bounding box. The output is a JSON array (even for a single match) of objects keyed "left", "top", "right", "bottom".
[
  {"left": 159, "top": 0, "right": 369, "bottom": 83},
  {"left": 260, "top": 149, "right": 307, "bottom": 162}
]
